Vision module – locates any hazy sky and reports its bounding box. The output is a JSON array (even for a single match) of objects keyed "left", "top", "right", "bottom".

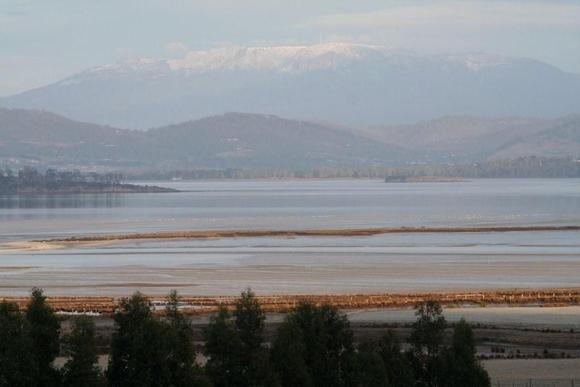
[{"left": 1, "top": 0, "right": 579, "bottom": 96}]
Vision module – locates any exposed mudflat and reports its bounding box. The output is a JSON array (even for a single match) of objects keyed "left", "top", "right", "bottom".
[
  {"left": 1, "top": 179, "right": 579, "bottom": 297},
  {"left": 34, "top": 225, "right": 580, "bottom": 244}
]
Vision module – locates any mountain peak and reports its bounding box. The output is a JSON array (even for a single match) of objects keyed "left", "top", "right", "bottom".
[
  {"left": 4, "top": 43, "right": 579, "bottom": 128},
  {"left": 166, "top": 42, "right": 387, "bottom": 73},
  {"left": 78, "top": 43, "right": 389, "bottom": 78},
  {"left": 73, "top": 43, "right": 533, "bottom": 80}
]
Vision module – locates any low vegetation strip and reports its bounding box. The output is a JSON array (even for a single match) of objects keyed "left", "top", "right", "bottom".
[
  {"left": 35, "top": 225, "right": 580, "bottom": 243},
  {"left": 0, "top": 289, "right": 492, "bottom": 386},
  {"left": 3, "top": 288, "right": 579, "bottom": 314}
]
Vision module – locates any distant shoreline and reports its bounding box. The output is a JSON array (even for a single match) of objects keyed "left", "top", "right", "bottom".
[
  {"left": 384, "top": 176, "right": 465, "bottom": 183},
  {"left": 0, "top": 183, "right": 178, "bottom": 195}
]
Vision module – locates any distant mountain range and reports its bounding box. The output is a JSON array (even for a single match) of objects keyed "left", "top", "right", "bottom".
[
  {"left": 0, "top": 108, "right": 578, "bottom": 169},
  {"left": 2, "top": 43, "right": 580, "bottom": 128}
]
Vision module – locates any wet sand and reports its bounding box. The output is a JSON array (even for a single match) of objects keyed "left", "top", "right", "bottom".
[
  {"left": 2, "top": 180, "right": 579, "bottom": 298},
  {"left": 0, "top": 226, "right": 577, "bottom": 298},
  {"left": 1, "top": 247, "right": 580, "bottom": 297},
  {"left": 0, "top": 241, "right": 67, "bottom": 252}
]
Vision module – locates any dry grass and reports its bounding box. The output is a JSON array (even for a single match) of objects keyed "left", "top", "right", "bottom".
[{"left": 3, "top": 288, "right": 579, "bottom": 315}]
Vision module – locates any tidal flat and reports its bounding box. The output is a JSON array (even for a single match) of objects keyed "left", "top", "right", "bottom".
[{"left": 1, "top": 179, "right": 579, "bottom": 297}]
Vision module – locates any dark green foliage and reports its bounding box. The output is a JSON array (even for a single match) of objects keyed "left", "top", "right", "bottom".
[
  {"left": 271, "top": 319, "right": 313, "bottom": 387},
  {"left": 272, "top": 302, "right": 356, "bottom": 387},
  {"left": 26, "top": 288, "right": 61, "bottom": 387},
  {"left": 350, "top": 330, "right": 415, "bottom": 387},
  {"left": 107, "top": 292, "right": 175, "bottom": 387},
  {"left": 204, "top": 289, "right": 277, "bottom": 387},
  {"left": 203, "top": 307, "right": 243, "bottom": 387},
  {"left": 61, "top": 317, "right": 103, "bottom": 387},
  {"left": 107, "top": 291, "right": 209, "bottom": 387},
  {"left": 355, "top": 341, "right": 389, "bottom": 387},
  {"left": 0, "top": 301, "right": 36, "bottom": 387},
  {"left": 165, "top": 291, "right": 210, "bottom": 387},
  {"left": 234, "top": 289, "right": 265, "bottom": 354},
  {"left": 442, "top": 319, "right": 490, "bottom": 387},
  {"left": 377, "top": 331, "right": 415, "bottom": 387},
  {"left": 409, "top": 301, "right": 446, "bottom": 358},
  {"left": 233, "top": 289, "right": 277, "bottom": 387},
  {"left": 408, "top": 301, "right": 448, "bottom": 387}
]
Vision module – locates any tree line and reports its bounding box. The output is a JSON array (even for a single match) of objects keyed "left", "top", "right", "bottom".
[
  {"left": 383, "top": 156, "right": 580, "bottom": 179},
  {"left": 0, "top": 288, "right": 490, "bottom": 387},
  {"left": 126, "top": 156, "right": 580, "bottom": 181},
  {"left": 0, "top": 167, "right": 124, "bottom": 193}
]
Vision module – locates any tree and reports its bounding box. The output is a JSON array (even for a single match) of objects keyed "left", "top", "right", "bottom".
[
  {"left": 203, "top": 306, "right": 243, "bottom": 387},
  {"left": 271, "top": 319, "right": 313, "bottom": 387},
  {"left": 0, "top": 301, "right": 36, "bottom": 387},
  {"left": 378, "top": 331, "right": 415, "bottom": 387},
  {"left": 203, "top": 290, "right": 277, "bottom": 387},
  {"left": 61, "top": 317, "right": 103, "bottom": 387},
  {"left": 26, "top": 287, "right": 61, "bottom": 387},
  {"left": 272, "top": 302, "right": 356, "bottom": 387},
  {"left": 408, "top": 300, "right": 447, "bottom": 387},
  {"left": 442, "top": 319, "right": 490, "bottom": 387},
  {"left": 233, "top": 289, "right": 276, "bottom": 387},
  {"left": 355, "top": 341, "right": 389, "bottom": 387},
  {"left": 409, "top": 301, "right": 446, "bottom": 358},
  {"left": 165, "top": 291, "right": 209, "bottom": 387},
  {"left": 107, "top": 292, "right": 174, "bottom": 387},
  {"left": 234, "top": 289, "right": 265, "bottom": 355}
]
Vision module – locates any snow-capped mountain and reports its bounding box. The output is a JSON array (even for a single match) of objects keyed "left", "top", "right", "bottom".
[
  {"left": 3, "top": 43, "right": 580, "bottom": 128},
  {"left": 86, "top": 43, "right": 397, "bottom": 75}
]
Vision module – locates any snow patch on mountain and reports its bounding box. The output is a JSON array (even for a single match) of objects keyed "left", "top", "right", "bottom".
[
  {"left": 166, "top": 43, "right": 387, "bottom": 73},
  {"left": 60, "top": 43, "right": 522, "bottom": 82},
  {"left": 6, "top": 42, "right": 579, "bottom": 129},
  {"left": 444, "top": 53, "right": 512, "bottom": 72}
]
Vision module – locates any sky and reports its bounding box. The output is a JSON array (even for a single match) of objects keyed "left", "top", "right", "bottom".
[{"left": 1, "top": 0, "right": 579, "bottom": 97}]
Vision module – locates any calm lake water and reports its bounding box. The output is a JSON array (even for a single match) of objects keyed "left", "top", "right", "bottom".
[
  {"left": 2, "top": 179, "right": 580, "bottom": 240},
  {"left": 1, "top": 179, "right": 579, "bottom": 296}
]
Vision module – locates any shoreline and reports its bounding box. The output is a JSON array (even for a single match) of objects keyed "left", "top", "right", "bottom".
[
  {"left": 33, "top": 224, "right": 580, "bottom": 244},
  {"left": 3, "top": 288, "right": 579, "bottom": 315},
  {"left": 0, "top": 183, "right": 178, "bottom": 195}
]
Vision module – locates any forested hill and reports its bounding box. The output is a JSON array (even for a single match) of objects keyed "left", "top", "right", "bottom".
[
  {"left": 0, "top": 108, "right": 404, "bottom": 169},
  {"left": 0, "top": 107, "right": 578, "bottom": 170}
]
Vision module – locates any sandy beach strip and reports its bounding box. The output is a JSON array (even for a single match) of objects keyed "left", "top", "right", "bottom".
[
  {"left": 0, "top": 240, "right": 68, "bottom": 252},
  {"left": 30, "top": 225, "right": 580, "bottom": 245}
]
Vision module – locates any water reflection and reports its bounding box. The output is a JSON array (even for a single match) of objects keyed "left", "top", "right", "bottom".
[
  {"left": 1, "top": 179, "right": 580, "bottom": 240},
  {"left": 0, "top": 194, "right": 125, "bottom": 209}
]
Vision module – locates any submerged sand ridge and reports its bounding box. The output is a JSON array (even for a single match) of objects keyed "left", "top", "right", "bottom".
[{"left": 33, "top": 225, "right": 580, "bottom": 245}]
